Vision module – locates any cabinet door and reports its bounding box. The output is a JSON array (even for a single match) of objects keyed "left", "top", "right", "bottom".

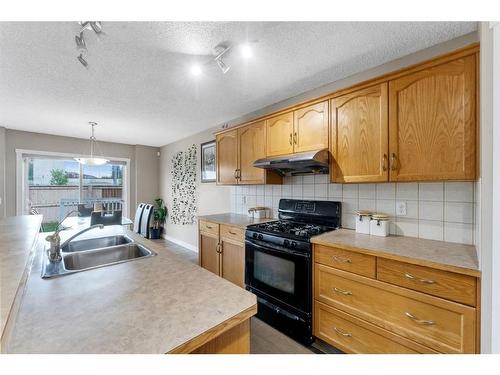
[
  {"left": 199, "top": 232, "right": 220, "bottom": 276},
  {"left": 388, "top": 55, "right": 476, "bottom": 181},
  {"left": 216, "top": 130, "right": 239, "bottom": 185},
  {"left": 293, "top": 101, "right": 329, "bottom": 153},
  {"left": 331, "top": 83, "right": 389, "bottom": 183},
  {"left": 238, "top": 122, "right": 266, "bottom": 184},
  {"left": 221, "top": 239, "right": 245, "bottom": 288},
  {"left": 266, "top": 112, "right": 294, "bottom": 157}
]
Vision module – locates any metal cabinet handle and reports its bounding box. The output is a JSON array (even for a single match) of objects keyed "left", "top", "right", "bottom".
[
  {"left": 216, "top": 243, "right": 223, "bottom": 254},
  {"left": 390, "top": 153, "right": 397, "bottom": 171},
  {"left": 405, "top": 312, "right": 435, "bottom": 325},
  {"left": 206, "top": 225, "right": 213, "bottom": 229},
  {"left": 289, "top": 133, "right": 293, "bottom": 146},
  {"left": 404, "top": 273, "right": 436, "bottom": 284},
  {"left": 234, "top": 169, "right": 238, "bottom": 178},
  {"left": 332, "top": 256, "right": 352, "bottom": 264},
  {"left": 229, "top": 230, "right": 237, "bottom": 235},
  {"left": 334, "top": 327, "right": 352, "bottom": 337},
  {"left": 333, "top": 287, "right": 352, "bottom": 296},
  {"left": 382, "top": 154, "right": 388, "bottom": 171},
  {"left": 293, "top": 132, "right": 298, "bottom": 145}
]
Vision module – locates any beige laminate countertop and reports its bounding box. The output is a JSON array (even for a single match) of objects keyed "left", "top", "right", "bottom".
[
  {"left": 198, "top": 213, "right": 274, "bottom": 228},
  {"left": 0, "top": 215, "right": 42, "bottom": 339},
  {"left": 311, "top": 229, "right": 479, "bottom": 277},
  {"left": 4, "top": 225, "right": 256, "bottom": 353}
]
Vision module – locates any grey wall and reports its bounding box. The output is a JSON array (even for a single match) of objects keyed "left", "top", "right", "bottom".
[
  {"left": 158, "top": 32, "right": 479, "bottom": 252},
  {"left": 2, "top": 129, "right": 159, "bottom": 218},
  {"left": 0, "top": 127, "right": 5, "bottom": 218},
  {"left": 159, "top": 127, "right": 231, "bottom": 250},
  {"left": 135, "top": 145, "right": 160, "bottom": 206}
]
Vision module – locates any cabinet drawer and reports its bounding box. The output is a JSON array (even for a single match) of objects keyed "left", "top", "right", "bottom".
[
  {"left": 220, "top": 225, "right": 245, "bottom": 243},
  {"left": 199, "top": 220, "right": 219, "bottom": 236},
  {"left": 314, "top": 301, "right": 431, "bottom": 354},
  {"left": 377, "top": 258, "right": 477, "bottom": 306},
  {"left": 314, "top": 245, "right": 376, "bottom": 278},
  {"left": 315, "top": 264, "right": 476, "bottom": 353}
]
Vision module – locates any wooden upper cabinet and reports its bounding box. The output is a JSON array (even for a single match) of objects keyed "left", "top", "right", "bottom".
[
  {"left": 238, "top": 122, "right": 266, "bottom": 184},
  {"left": 331, "top": 83, "right": 389, "bottom": 183},
  {"left": 216, "top": 130, "right": 238, "bottom": 185},
  {"left": 293, "top": 101, "right": 329, "bottom": 153},
  {"left": 266, "top": 112, "right": 294, "bottom": 157},
  {"left": 388, "top": 54, "right": 476, "bottom": 181}
]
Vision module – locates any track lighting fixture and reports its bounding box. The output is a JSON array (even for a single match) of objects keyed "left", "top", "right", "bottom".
[
  {"left": 75, "top": 21, "right": 104, "bottom": 68},
  {"left": 213, "top": 44, "right": 231, "bottom": 74},
  {"left": 77, "top": 53, "right": 88, "bottom": 68},
  {"left": 75, "top": 32, "right": 86, "bottom": 51}
]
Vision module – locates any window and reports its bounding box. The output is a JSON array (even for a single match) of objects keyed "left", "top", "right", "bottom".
[{"left": 21, "top": 153, "right": 127, "bottom": 231}]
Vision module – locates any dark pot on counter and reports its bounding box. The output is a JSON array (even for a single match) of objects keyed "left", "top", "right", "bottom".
[{"left": 149, "top": 227, "right": 162, "bottom": 240}]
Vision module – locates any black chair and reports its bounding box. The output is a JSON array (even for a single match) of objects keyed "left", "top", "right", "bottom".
[
  {"left": 90, "top": 210, "right": 122, "bottom": 226},
  {"left": 77, "top": 204, "right": 93, "bottom": 217}
]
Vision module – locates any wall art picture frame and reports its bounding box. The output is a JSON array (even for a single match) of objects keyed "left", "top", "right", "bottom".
[{"left": 200, "top": 140, "right": 216, "bottom": 183}]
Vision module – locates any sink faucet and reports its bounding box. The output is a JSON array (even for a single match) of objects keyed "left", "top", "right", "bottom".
[
  {"left": 59, "top": 224, "right": 104, "bottom": 250},
  {"left": 45, "top": 210, "right": 104, "bottom": 262}
]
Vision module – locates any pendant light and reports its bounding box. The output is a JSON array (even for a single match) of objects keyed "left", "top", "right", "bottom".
[{"left": 74, "top": 122, "right": 109, "bottom": 166}]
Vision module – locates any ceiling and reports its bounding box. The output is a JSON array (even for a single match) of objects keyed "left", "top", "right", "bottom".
[{"left": 0, "top": 22, "right": 477, "bottom": 147}]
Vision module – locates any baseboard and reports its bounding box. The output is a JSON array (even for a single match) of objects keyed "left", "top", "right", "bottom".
[{"left": 161, "top": 233, "right": 198, "bottom": 253}]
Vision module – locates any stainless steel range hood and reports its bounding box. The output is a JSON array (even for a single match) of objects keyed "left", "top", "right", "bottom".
[{"left": 253, "top": 149, "right": 329, "bottom": 176}]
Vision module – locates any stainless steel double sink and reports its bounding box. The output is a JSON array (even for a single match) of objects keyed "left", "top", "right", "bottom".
[{"left": 41, "top": 235, "right": 156, "bottom": 279}]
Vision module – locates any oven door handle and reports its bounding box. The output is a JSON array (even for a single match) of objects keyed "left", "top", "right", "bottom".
[
  {"left": 257, "top": 297, "right": 306, "bottom": 323},
  {"left": 245, "top": 239, "right": 310, "bottom": 258}
]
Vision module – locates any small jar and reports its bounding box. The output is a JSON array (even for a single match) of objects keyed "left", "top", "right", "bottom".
[
  {"left": 247, "top": 208, "right": 255, "bottom": 218},
  {"left": 370, "top": 214, "right": 390, "bottom": 237},
  {"left": 355, "top": 210, "right": 372, "bottom": 234}
]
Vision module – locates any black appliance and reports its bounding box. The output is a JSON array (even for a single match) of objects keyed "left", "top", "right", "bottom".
[{"left": 245, "top": 199, "right": 341, "bottom": 345}]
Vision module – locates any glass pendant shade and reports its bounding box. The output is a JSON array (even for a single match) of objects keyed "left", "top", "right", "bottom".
[{"left": 75, "top": 122, "right": 109, "bottom": 165}]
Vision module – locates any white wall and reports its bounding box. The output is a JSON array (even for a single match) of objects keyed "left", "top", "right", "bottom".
[
  {"left": 159, "top": 128, "right": 231, "bottom": 250},
  {"left": 231, "top": 179, "right": 476, "bottom": 244},
  {"left": 0, "top": 127, "right": 5, "bottom": 218}
]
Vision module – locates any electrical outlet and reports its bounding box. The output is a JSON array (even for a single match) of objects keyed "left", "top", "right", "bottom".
[{"left": 396, "top": 201, "right": 407, "bottom": 216}]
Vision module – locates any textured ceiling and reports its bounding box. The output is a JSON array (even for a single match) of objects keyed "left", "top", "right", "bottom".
[{"left": 0, "top": 22, "right": 477, "bottom": 147}]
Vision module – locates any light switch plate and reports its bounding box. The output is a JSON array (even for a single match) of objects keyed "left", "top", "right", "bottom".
[{"left": 396, "top": 201, "right": 407, "bottom": 216}]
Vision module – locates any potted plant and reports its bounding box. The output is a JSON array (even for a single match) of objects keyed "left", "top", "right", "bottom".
[{"left": 150, "top": 198, "right": 167, "bottom": 239}]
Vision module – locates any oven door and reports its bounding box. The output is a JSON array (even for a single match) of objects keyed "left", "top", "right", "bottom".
[{"left": 245, "top": 239, "right": 311, "bottom": 313}]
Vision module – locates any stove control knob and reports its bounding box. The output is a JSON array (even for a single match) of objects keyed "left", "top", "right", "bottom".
[
  {"left": 283, "top": 239, "right": 290, "bottom": 247},
  {"left": 290, "top": 241, "right": 297, "bottom": 248},
  {"left": 258, "top": 234, "right": 264, "bottom": 240},
  {"left": 252, "top": 233, "right": 258, "bottom": 239}
]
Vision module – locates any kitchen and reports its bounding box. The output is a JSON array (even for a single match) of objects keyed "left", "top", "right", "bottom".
[{"left": 0, "top": 3, "right": 499, "bottom": 373}]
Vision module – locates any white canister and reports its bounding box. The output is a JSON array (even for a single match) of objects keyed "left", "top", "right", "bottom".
[
  {"left": 355, "top": 210, "right": 372, "bottom": 234},
  {"left": 370, "top": 214, "right": 390, "bottom": 237},
  {"left": 253, "top": 207, "right": 267, "bottom": 219},
  {"left": 247, "top": 208, "right": 255, "bottom": 218}
]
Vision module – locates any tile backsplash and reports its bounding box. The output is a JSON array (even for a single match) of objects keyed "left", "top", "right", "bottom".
[{"left": 230, "top": 175, "right": 476, "bottom": 245}]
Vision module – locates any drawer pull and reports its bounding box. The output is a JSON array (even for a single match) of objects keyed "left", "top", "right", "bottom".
[
  {"left": 333, "top": 287, "right": 352, "bottom": 296},
  {"left": 216, "top": 244, "right": 222, "bottom": 254},
  {"left": 229, "top": 230, "right": 237, "bottom": 235},
  {"left": 405, "top": 312, "right": 435, "bottom": 325},
  {"left": 334, "top": 327, "right": 352, "bottom": 337},
  {"left": 404, "top": 272, "right": 436, "bottom": 284},
  {"left": 332, "top": 256, "right": 352, "bottom": 264}
]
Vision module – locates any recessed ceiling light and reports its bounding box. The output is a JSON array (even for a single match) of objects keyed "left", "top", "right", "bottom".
[
  {"left": 241, "top": 44, "right": 253, "bottom": 58},
  {"left": 190, "top": 65, "right": 202, "bottom": 77}
]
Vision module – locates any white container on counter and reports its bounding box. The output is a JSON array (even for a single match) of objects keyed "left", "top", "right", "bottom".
[
  {"left": 355, "top": 210, "right": 372, "bottom": 234},
  {"left": 370, "top": 214, "right": 390, "bottom": 237},
  {"left": 253, "top": 207, "right": 267, "bottom": 219}
]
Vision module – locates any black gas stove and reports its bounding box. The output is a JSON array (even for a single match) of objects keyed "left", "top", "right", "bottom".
[{"left": 245, "top": 199, "right": 341, "bottom": 346}]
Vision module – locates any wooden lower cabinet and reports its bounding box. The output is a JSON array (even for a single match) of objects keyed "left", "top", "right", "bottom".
[
  {"left": 313, "top": 244, "right": 480, "bottom": 354},
  {"left": 314, "top": 302, "right": 435, "bottom": 354},
  {"left": 199, "top": 221, "right": 246, "bottom": 288},
  {"left": 199, "top": 232, "right": 220, "bottom": 276}
]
